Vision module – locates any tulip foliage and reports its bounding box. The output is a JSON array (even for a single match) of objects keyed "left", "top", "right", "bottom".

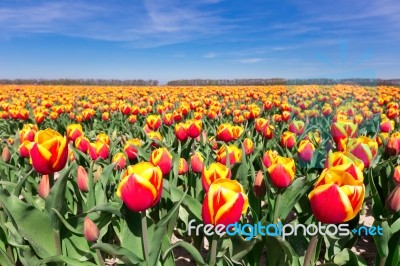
[{"left": 0, "top": 84, "right": 399, "bottom": 265}]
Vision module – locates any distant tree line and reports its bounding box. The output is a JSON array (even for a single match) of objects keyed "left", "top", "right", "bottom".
[
  {"left": 167, "top": 78, "right": 400, "bottom": 86},
  {"left": 0, "top": 79, "right": 159, "bottom": 86},
  {"left": 0, "top": 78, "right": 399, "bottom": 86}
]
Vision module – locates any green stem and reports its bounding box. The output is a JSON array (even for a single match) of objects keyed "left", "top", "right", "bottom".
[
  {"left": 209, "top": 234, "right": 218, "bottom": 266},
  {"left": 303, "top": 234, "right": 319, "bottom": 266},
  {"left": 49, "top": 172, "right": 55, "bottom": 189},
  {"left": 273, "top": 189, "right": 282, "bottom": 223},
  {"left": 54, "top": 230, "right": 62, "bottom": 255},
  {"left": 96, "top": 249, "right": 106, "bottom": 266},
  {"left": 141, "top": 211, "right": 150, "bottom": 261}
]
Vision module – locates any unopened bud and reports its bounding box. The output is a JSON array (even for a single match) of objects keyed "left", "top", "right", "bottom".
[
  {"left": 386, "top": 185, "right": 400, "bottom": 212},
  {"left": 77, "top": 165, "right": 89, "bottom": 192},
  {"left": 254, "top": 170, "right": 266, "bottom": 198},
  {"left": 84, "top": 217, "right": 99, "bottom": 242},
  {"left": 2, "top": 146, "right": 11, "bottom": 162}
]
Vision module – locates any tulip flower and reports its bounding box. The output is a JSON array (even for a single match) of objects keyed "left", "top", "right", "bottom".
[
  {"left": 309, "top": 164, "right": 365, "bottom": 223},
  {"left": 116, "top": 162, "right": 163, "bottom": 212},
  {"left": 190, "top": 152, "right": 204, "bottom": 173},
  {"left": 19, "top": 123, "right": 38, "bottom": 143},
  {"left": 386, "top": 185, "right": 400, "bottom": 212},
  {"left": 281, "top": 111, "right": 291, "bottom": 122},
  {"left": 146, "top": 115, "right": 162, "bottom": 131},
  {"left": 324, "top": 150, "right": 364, "bottom": 173},
  {"left": 330, "top": 120, "right": 358, "bottom": 144},
  {"left": 243, "top": 138, "right": 254, "bottom": 155},
  {"left": 262, "top": 150, "right": 279, "bottom": 168},
  {"left": 202, "top": 179, "right": 249, "bottom": 226},
  {"left": 150, "top": 147, "right": 173, "bottom": 176},
  {"left": 163, "top": 113, "right": 174, "bottom": 126},
  {"left": 298, "top": 140, "right": 315, "bottom": 162},
  {"left": 345, "top": 136, "right": 378, "bottom": 168},
  {"left": 255, "top": 118, "right": 268, "bottom": 132},
  {"left": 84, "top": 217, "right": 99, "bottom": 242},
  {"left": 75, "top": 136, "right": 90, "bottom": 153},
  {"left": 385, "top": 133, "right": 400, "bottom": 156},
  {"left": 186, "top": 119, "right": 202, "bottom": 138},
  {"left": 380, "top": 117, "right": 395, "bottom": 132},
  {"left": 267, "top": 156, "right": 296, "bottom": 188},
  {"left": 178, "top": 158, "right": 189, "bottom": 175},
  {"left": 124, "top": 138, "right": 142, "bottom": 160},
  {"left": 30, "top": 129, "right": 68, "bottom": 175},
  {"left": 175, "top": 122, "right": 188, "bottom": 141},
  {"left": 254, "top": 170, "right": 266, "bottom": 198},
  {"left": 280, "top": 131, "right": 296, "bottom": 149},
  {"left": 216, "top": 145, "right": 242, "bottom": 165},
  {"left": 216, "top": 123, "right": 235, "bottom": 142},
  {"left": 66, "top": 124, "right": 83, "bottom": 142},
  {"left": 77, "top": 165, "right": 89, "bottom": 192},
  {"left": 289, "top": 120, "right": 305, "bottom": 135},
  {"left": 88, "top": 141, "right": 109, "bottom": 160},
  {"left": 202, "top": 162, "right": 231, "bottom": 191},
  {"left": 96, "top": 133, "right": 110, "bottom": 145},
  {"left": 112, "top": 152, "right": 127, "bottom": 170}
]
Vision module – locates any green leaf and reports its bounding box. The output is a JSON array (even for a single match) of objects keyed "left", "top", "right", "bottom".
[
  {"left": 45, "top": 162, "right": 76, "bottom": 229},
  {"left": 91, "top": 242, "right": 143, "bottom": 265},
  {"left": 372, "top": 220, "right": 391, "bottom": 259},
  {"left": 278, "top": 176, "right": 311, "bottom": 219},
  {"left": 36, "top": 255, "right": 97, "bottom": 266},
  {"left": 164, "top": 180, "right": 202, "bottom": 222},
  {"left": 87, "top": 202, "right": 122, "bottom": 217},
  {"left": 52, "top": 208, "right": 83, "bottom": 236},
  {"left": 0, "top": 189, "right": 57, "bottom": 258},
  {"left": 162, "top": 241, "right": 207, "bottom": 266},
  {"left": 148, "top": 193, "right": 186, "bottom": 266},
  {"left": 333, "top": 248, "right": 367, "bottom": 266}
]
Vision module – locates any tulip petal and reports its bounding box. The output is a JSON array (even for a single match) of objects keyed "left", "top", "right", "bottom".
[
  {"left": 119, "top": 174, "right": 158, "bottom": 212},
  {"left": 30, "top": 143, "right": 53, "bottom": 175},
  {"left": 309, "top": 184, "right": 353, "bottom": 223}
]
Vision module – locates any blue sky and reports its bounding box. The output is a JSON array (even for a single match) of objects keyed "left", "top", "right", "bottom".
[{"left": 0, "top": 0, "right": 399, "bottom": 81}]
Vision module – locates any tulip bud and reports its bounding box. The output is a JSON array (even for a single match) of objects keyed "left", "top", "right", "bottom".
[
  {"left": 150, "top": 148, "right": 173, "bottom": 176},
  {"left": 75, "top": 136, "right": 90, "bottom": 153},
  {"left": 280, "top": 131, "right": 296, "bottom": 149},
  {"left": 253, "top": 170, "right": 266, "bottom": 198},
  {"left": 267, "top": 156, "right": 296, "bottom": 188},
  {"left": 84, "top": 217, "right": 99, "bottom": 242},
  {"left": 77, "top": 165, "right": 89, "bottom": 192},
  {"left": 178, "top": 158, "right": 189, "bottom": 175},
  {"left": 298, "top": 140, "right": 315, "bottom": 162},
  {"left": 112, "top": 152, "right": 127, "bottom": 170},
  {"left": 38, "top": 174, "right": 50, "bottom": 199},
  {"left": 190, "top": 152, "right": 204, "bottom": 173},
  {"left": 2, "top": 146, "right": 11, "bottom": 162},
  {"left": 262, "top": 150, "right": 278, "bottom": 168},
  {"left": 386, "top": 185, "right": 400, "bottom": 212},
  {"left": 243, "top": 138, "right": 254, "bottom": 155},
  {"left": 394, "top": 165, "right": 400, "bottom": 185}
]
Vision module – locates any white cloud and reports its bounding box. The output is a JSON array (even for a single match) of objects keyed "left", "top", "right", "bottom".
[
  {"left": 235, "top": 58, "right": 265, "bottom": 64},
  {"left": 204, "top": 52, "right": 217, "bottom": 58}
]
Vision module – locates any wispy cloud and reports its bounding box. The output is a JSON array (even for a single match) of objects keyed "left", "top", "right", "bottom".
[
  {"left": 204, "top": 52, "right": 217, "bottom": 58},
  {"left": 234, "top": 58, "right": 265, "bottom": 64},
  {"left": 0, "top": 0, "right": 238, "bottom": 47}
]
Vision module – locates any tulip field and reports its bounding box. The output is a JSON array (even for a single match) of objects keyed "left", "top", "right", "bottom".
[{"left": 0, "top": 84, "right": 400, "bottom": 266}]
